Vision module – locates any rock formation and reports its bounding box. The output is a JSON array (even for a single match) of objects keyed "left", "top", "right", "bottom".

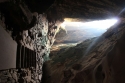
[
  {"left": 0, "top": 0, "right": 125, "bottom": 83},
  {"left": 0, "top": 0, "right": 59, "bottom": 83}
]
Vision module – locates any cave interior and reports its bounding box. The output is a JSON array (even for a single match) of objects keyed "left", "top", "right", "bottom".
[{"left": 0, "top": 0, "right": 125, "bottom": 83}]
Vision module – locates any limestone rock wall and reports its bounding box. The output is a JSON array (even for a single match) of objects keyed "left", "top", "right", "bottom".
[{"left": 0, "top": 3, "right": 62, "bottom": 82}]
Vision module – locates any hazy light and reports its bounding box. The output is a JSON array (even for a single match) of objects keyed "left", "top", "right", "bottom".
[
  {"left": 83, "top": 19, "right": 118, "bottom": 29},
  {"left": 61, "top": 18, "right": 118, "bottom": 31},
  {"left": 60, "top": 23, "right": 66, "bottom": 29}
]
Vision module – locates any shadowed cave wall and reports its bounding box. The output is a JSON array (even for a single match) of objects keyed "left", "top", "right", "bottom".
[{"left": 0, "top": 0, "right": 125, "bottom": 83}]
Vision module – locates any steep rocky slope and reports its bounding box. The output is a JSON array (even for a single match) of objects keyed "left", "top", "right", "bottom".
[
  {"left": 42, "top": 37, "right": 97, "bottom": 83},
  {"left": 0, "top": 0, "right": 125, "bottom": 83},
  {"left": 43, "top": 18, "right": 125, "bottom": 83}
]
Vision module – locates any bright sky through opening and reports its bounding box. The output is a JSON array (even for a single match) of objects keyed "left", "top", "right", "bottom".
[{"left": 61, "top": 18, "right": 118, "bottom": 31}]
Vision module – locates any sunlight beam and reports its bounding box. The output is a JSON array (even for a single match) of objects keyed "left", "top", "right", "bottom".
[{"left": 61, "top": 18, "right": 118, "bottom": 31}]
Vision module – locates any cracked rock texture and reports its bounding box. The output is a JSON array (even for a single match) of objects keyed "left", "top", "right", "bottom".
[
  {"left": 1, "top": 0, "right": 125, "bottom": 83},
  {"left": 0, "top": 12, "right": 61, "bottom": 83},
  {"left": 0, "top": 0, "right": 61, "bottom": 83}
]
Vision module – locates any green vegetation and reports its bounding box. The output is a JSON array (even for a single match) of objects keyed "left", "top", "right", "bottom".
[{"left": 51, "top": 37, "right": 97, "bottom": 65}]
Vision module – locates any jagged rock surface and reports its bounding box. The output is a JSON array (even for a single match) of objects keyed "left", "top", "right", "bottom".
[
  {"left": 0, "top": 0, "right": 125, "bottom": 83},
  {"left": 0, "top": 12, "right": 61, "bottom": 83},
  {"left": 0, "top": 0, "right": 61, "bottom": 83},
  {"left": 43, "top": 18, "right": 125, "bottom": 83}
]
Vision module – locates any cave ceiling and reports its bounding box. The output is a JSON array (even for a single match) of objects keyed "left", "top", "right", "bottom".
[
  {"left": 1, "top": 0, "right": 125, "bottom": 24},
  {"left": 47, "top": 0, "right": 125, "bottom": 22},
  {"left": 0, "top": 0, "right": 125, "bottom": 83},
  {"left": 0, "top": 0, "right": 125, "bottom": 44}
]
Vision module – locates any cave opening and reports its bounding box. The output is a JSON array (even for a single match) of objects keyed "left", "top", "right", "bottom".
[
  {"left": 53, "top": 18, "right": 119, "bottom": 51},
  {"left": 42, "top": 17, "right": 119, "bottom": 83},
  {"left": 1, "top": 0, "right": 125, "bottom": 83}
]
